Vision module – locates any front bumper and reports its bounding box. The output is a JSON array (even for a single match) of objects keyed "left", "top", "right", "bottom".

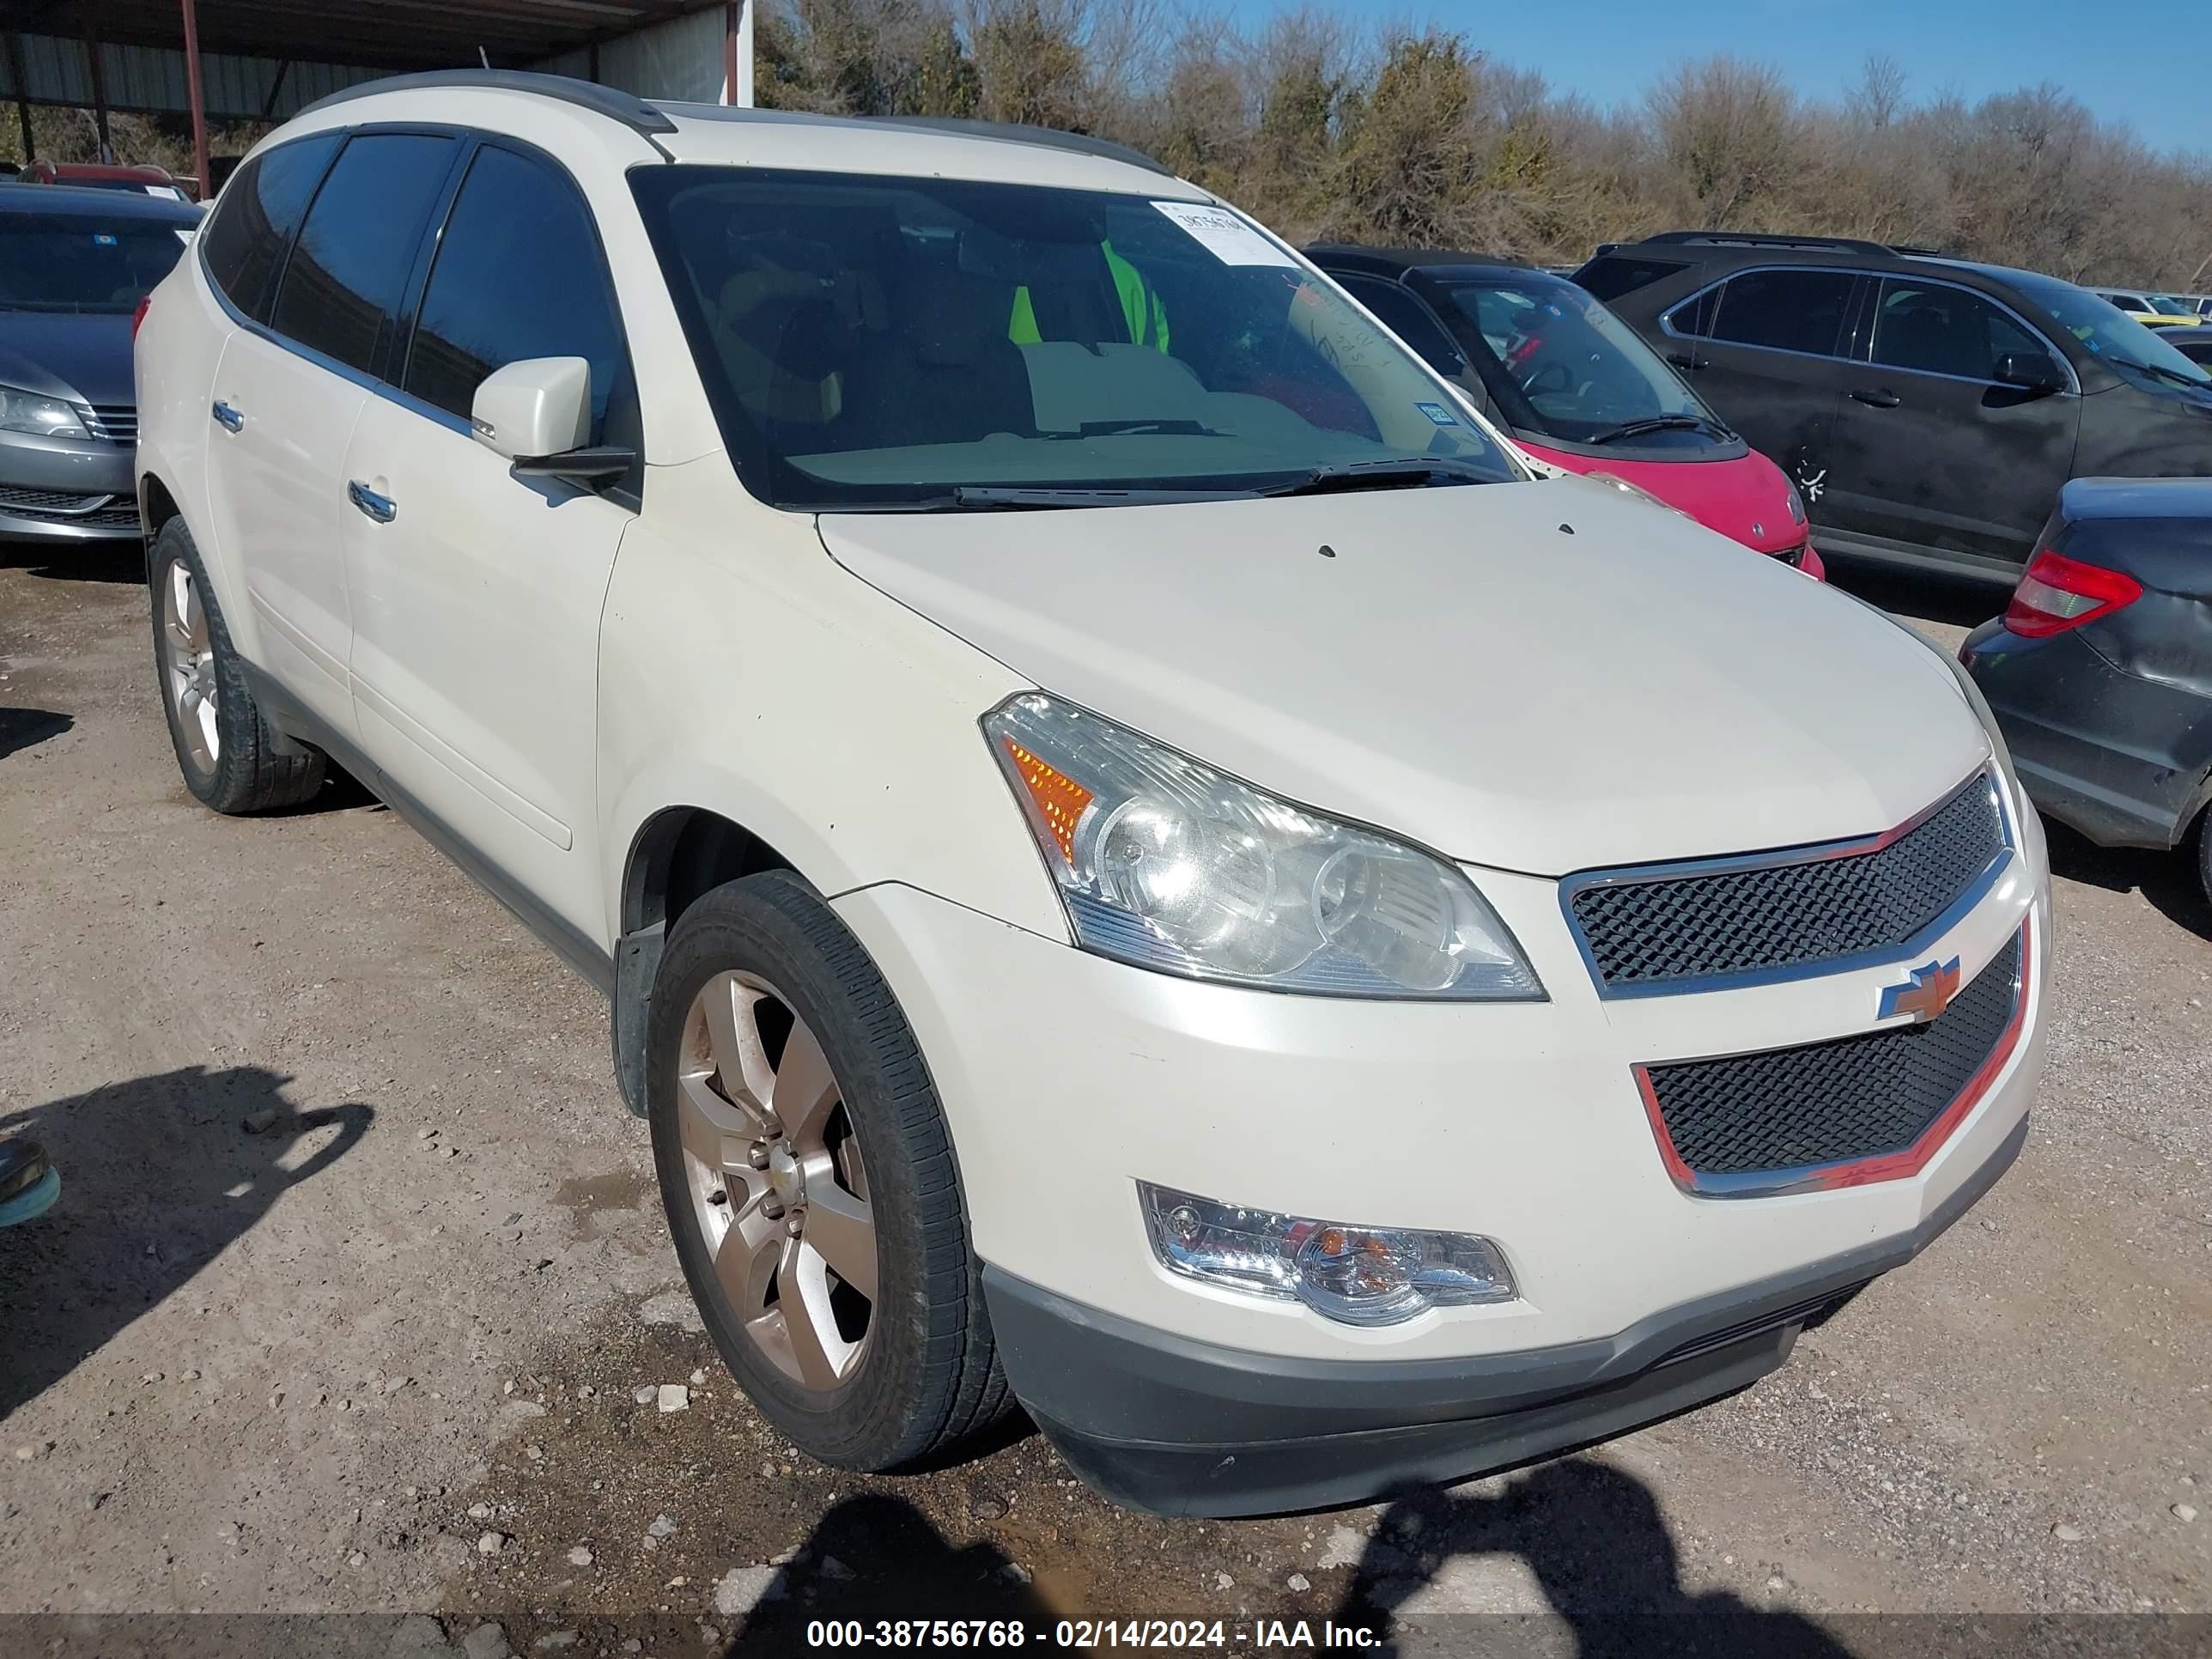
[
  {"left": 985, "top": 1115, "right": 2021, "bottom": 1516},
  {"left": 1963, "top": 618, "right": 2212, "bottom": 849},
  {"left": 0, "top": 428, "right": 138, "bottom": 542}
]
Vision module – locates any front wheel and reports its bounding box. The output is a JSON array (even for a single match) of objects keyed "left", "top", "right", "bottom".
[
  {"left": 149, "top": 518, "right": 325, "bottom": 813},
  {"left": 647, "top": 871, "right": 1010, "bottom": 1471}
]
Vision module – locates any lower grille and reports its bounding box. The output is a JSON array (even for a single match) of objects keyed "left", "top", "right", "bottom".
[
  {"left": 1639, "top": 927, "right": 2026, "bottom": 1194},
  {"left": 0, "top": 485, "right": 106, "bottom": 513},
  {"left": 0, "top": 487, "right": 135, "bottom": 527}
]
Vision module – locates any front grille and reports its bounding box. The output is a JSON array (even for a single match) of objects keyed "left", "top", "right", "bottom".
[
  {"left": 0, "top": 485, "right": 106, "bottom": 513},
  {"left": 82, "top": 501, "right": 140, "bottom": 528},
  {"left": 1567, "top": 773, "right": 2005, "bottom": 991},
  {"left": 1773, "top": 543, "right": 1808, "bottom": 568},
  {"left": 1642, "top": 928, "right": 2023, "bottom": 1185},
  {"left": 82, "top": 404, "right": 137, "bottom": 445}
]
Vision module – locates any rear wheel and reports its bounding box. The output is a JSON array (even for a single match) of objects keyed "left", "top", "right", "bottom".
[
  {"left": 2197, "top": 806, "right": 2212, "bottom": 913},
  {"left": 149, "top": 518, "right": 325, "bottom": 813},
  {"left": 647, "top": 871, "right": 1010, "bottom": 1470}
]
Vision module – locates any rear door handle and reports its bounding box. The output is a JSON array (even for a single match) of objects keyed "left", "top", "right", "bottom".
[
  {"left": 1665, "top": 350, "right": 1706, "bottom": 372},
  {"left": 1850, "top": 386, "right": 1901, "bottom": 409},
  {"left": 211, "top": 400, "right": 245, "bottom": 433},
  {"left": 347, "top": 480, "right": 397, "bottom": 524}
]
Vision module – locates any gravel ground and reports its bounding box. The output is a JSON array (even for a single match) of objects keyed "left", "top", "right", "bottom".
[{"left": 2, "top": 542, "right": 2208, "bottom": 1657}]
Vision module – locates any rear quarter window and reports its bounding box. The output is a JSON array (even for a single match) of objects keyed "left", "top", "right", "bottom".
[
  {"left": 198, "top": 134, "right": 340, "bottom": 323},
  {"left": 1575, "top": 255, "right": 1689, "bottom": 304},
  {"left": 270, "top": 133, "right": 459, "bottom": 376}
]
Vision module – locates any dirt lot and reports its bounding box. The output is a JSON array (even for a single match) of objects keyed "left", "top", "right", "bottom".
[{"left": 3, "top": 541, "right": 2209, "bottom": 1657}]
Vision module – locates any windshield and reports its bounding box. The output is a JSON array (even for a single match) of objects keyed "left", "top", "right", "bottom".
[
  {"left": 0, "top": 215, "right": 186, "bottom": 313},
  {"left": 1436, "top": 274, "right": 1724, "bottom": 449},
  {"left": 2013, "top": 273, "right": 2212, "bottom": 388},
  {"left": 630, "top": 167, "right": 1516, "bottom": 509}
]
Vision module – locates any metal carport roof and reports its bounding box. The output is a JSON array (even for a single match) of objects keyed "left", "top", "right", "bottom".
[{"left": 1, "top": 0, "right": 747, "bottom": 194}]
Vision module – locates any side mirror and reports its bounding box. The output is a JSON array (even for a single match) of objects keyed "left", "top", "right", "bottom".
[
  {"left": 471, "top": 356, "right": 591, "bottom": 460},
  {"left": 471, "top": 356, "right": 635, "bottom": 487},
  {"left": 1992, "top": 350, "right": 2065, "bottom": 395}
]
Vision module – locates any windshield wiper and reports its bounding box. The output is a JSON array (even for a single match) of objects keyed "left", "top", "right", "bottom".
[
  {"left": 2109, "top": 356, "right": 2209, "bottom": 390},
  {"left": 1584, "top": 413, "right": 1728, "bottom": 445},
  {"left": 941, "top": 483, "right": 1250, "bottom": 509},
  {"left": 1254, "top": 458, "right": 1499, "bottom": 499},
  {"left": 1041, "top": 419, "right": 1225, "bottom": 440}
]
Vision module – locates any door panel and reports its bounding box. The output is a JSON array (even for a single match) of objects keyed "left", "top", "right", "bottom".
[
  {"left": 1662, "top": 268, "right": 1863, "bottom": 526},
  {"left": 342, "top": 143, "right": 637, "bottom": 944},
  {"left": 340, "top": 399, "right": 627, "bottom": 937},
  {"left": 204, "top": 329, "right": 369, "bottom": 735},
  {"left": 1825, "top": 277, "right": 2079, "bottom": 565}
]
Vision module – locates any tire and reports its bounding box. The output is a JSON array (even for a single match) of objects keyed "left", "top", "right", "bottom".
[
  {"left": 647, "top": 870, "right": 1010, "bottom": 1471},
  {"left": 149, "top": 516, "right": 325, "bottom": 814},
  {"left": 2197, "top": 807, "right": 2212, "bottom": 914}
]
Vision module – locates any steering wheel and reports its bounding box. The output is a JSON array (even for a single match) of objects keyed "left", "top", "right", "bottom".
[{"left": 1520, "top": 360, "right": 1574, "bottom": 398}]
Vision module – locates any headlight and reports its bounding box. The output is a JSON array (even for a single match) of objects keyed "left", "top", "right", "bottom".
[
  {"left": 0, "top": 386, "right": 88, "bottom": 441},
  {"left": 1586, "top": 471, "right": 1693, "bottom": 521},
  {"left": 1139, "top": 1182, "right": 1515, "bottom": 1325},
  {"left": 985, "top": 694, "right": 1540, "bottom": 1000},
  {"left": 1785, "top": 481, "right": 1808, "bottom": 526}
]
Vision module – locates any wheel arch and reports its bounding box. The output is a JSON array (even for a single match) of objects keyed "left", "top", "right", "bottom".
[
  {"left": 611, "top": 803, "right": 804, "bottom": 1119},
  {"left": 138, "top": 470, "right": 182, "bottom": 580}
]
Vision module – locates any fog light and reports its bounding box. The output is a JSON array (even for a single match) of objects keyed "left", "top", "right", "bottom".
[{"left": 1138, "top": 1183, "right": 1515, "bottom": 1326}]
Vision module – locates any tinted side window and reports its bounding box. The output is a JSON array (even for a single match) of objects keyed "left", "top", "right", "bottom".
[
  {"left": 1576, "top": 255, "right": 1689, "bottom": 303},
  {"left": 1334, "top": 276, "right": 1466, "bottom": 377},
  {"left": 271, "top": 133, "right": 458, "bottom": 375},
  {"left": 1873, "top": 280, "right": 2041, "bottom": 381},
  {"left": 1666, "top": 287, "right": 1717, "bottom": 337},
  {"left": 1707, "top": 270, "right": 1857, "bottom": 356},
  {"left": 198, "top": 135, "right": 339, "bottom": 322},
  {"left": 403, "top": 146, "right": 626, "bottom": 441}
]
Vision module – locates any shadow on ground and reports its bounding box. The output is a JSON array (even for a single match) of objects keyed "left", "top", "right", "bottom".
[
  {"left": 0, "top": 705, "right": 71, "bottom": 759},
  {"left": 0, "top": 1066, "right": 371, "bottom": 1420},
  {"left": 1819, "top": 556, "right": 2004, "bottom": 632},
  {"left": 2045, "top": 819, "right": 2211, "bottom": 939},
  {"left": 0, "top": 537, "right": 145, "bottom": 585},
  {"left": 708, "top": 1462, "right": 1852, "bottom": 1657}
]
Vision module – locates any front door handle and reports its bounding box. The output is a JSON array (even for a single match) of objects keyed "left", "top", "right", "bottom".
[
  {"left": 211, "top": 400, "right": 245, "bottom": 433},
  {"left": 1850, "top": 386, "right": 1901, "bottom": 409},
  {"left": 347, "top": 480, "right": 397, "bottom": 524}
]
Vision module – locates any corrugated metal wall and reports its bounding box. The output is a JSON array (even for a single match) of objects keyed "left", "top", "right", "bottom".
[
  {"left": 2, "top": 35, "right": 380, "bottom": 123},
  {"left": 0, "top": 5, "right": 726, "bottom": 125},
  {"left": 532, "top": 7, "right": 726, "bottom": 104}
]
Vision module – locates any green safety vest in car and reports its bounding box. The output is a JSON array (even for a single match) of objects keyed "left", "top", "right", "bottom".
[{"left": 1008, "top": 241, "right": 1170, "bottom": 353}]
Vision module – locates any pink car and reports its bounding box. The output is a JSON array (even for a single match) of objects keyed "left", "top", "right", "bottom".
[{"left": 1310, "top": 246, "right": 1824, "bottom": 578}]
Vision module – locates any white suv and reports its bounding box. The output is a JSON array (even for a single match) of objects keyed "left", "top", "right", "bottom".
[{"left": 133, "top": 71, "right": 2050, "bottom": 1517}]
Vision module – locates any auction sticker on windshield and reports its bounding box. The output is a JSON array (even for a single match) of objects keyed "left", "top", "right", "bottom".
[{"left": 1151, "top": 201, "right": 1297, "bottom": 266}]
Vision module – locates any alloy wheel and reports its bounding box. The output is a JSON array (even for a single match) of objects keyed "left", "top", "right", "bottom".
[
  {"left": 161, "top": 559, "right": 220, "bottom": 772},
  {"left": 677, "top": 970, "right": 878, "bottom": 1391}
]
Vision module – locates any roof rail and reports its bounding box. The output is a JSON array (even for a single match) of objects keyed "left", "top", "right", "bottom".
[
  {"left": 1640, "top": 230, "right": 1895, "bottom": 257},
  {"left": 295, "top": 70, "right": 678, "bottom": 137},
  {"left": 866, "top": 115, "right": 1172, "bottom": 176}
]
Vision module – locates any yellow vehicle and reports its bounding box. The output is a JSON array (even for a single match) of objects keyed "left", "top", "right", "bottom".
[{"left": 2094, "top": 289, "right": 2204, "bottom": 326}]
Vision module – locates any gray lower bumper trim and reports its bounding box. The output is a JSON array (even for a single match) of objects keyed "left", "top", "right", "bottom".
[{"left": 986, "top": 1115, "right": 2025, "bottom": 1516}]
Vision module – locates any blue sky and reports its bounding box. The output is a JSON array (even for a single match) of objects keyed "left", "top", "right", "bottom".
[{"left": 1220, "top": 0, "right": 2210, "bottom": 157}]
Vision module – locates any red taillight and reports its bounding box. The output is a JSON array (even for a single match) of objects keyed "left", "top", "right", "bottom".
[
  {"left": 131, "top": 294, "right": 152, "bottom": 339},
  {"left": 2002, "top": 548, "right": 2142, "bottom": 638}
]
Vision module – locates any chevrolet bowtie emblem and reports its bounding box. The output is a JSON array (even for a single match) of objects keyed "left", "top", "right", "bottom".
[{"left": 1879, "top": 957, "right": 1961, "bottom": 1024}]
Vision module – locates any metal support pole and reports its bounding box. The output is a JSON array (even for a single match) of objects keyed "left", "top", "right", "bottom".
[
  {"left": 723, "top": 2, "right": 737, "bottom": 106},
  {"left": 180, "top": 0, "right": 210, "bottom": 200},
  {"left": 260, "top": 58, "right": 290, "bottom": 122},
  {"left": 83, "top": 0, "right": 112, "bottom": 161},
  {"left": 737, "top": 0, "right": 754, "bottom": 107},
  {"left": 6, "top": 33, "right": 34, "bottom": 162}
]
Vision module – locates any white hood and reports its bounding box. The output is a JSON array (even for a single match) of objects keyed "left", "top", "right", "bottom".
[{"left": 819, "top": 475, "right": 1988, "bottom": 876}]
